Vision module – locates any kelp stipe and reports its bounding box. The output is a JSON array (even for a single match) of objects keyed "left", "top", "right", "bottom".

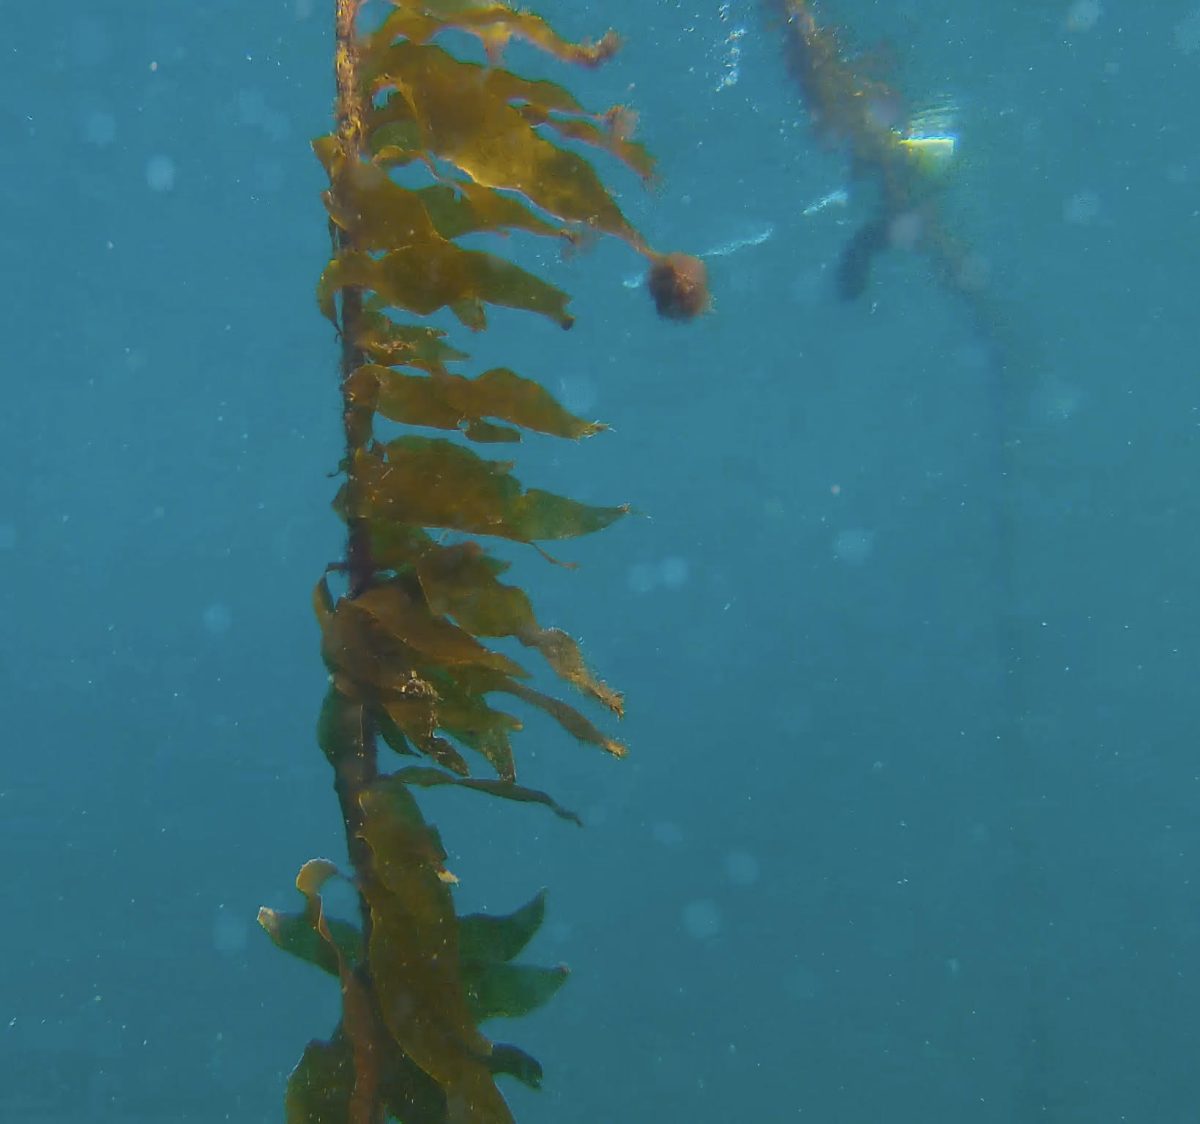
[{"left": 255, "top": 2, "right": 704, "bottom": 1122}]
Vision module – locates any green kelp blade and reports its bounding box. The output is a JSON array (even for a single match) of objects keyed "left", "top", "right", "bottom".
[
  {"left": 286, "top": 1026, "right": 450, "bottom": 1124},
  {"left": 258, "top": 855, "right": 363, "bottom": 977},
  {"left": 352, "top": 307, "right": 469, "bottom": 374},
  {"left": 353, "top": 580, "right": 527, "bottom": 679},
  {"left": 346, "top": 363, "right": 604, "bottom": 442},
  {"left": 410, "top": 540, "right": 530, "bottom": 633},
  {"left": 458, "top": 890, "right": 548, "bottom": 963},
  {"left": 487, "top": 1043, "right": 545, "bottom": 1091},
  {"left": 359, "top": 775, "right": 515, "bottom": 1124},
  {"left": 322, "top": 150, "right": 572, "bottom": 253},
  {"left": 315, "top": 588, "right": 524, "bottom": 780},
  {"left": 291, "top": 860, "right": 383, "bottom": 1124},
  {"left": 398, "top": 539, "right": 624, "bottom": 715},
  {"left": 394, "top": 764, "right": 582, "bottom": 825},
  {"left": 323, "top": 138, "right": 571, "bottom": 246},
  {"left": 348, "top": 439, "right": 628, "bottom": 544},
  {"left": 381, "top": 701, "right": 475, "bottom": 777},
  {"left": 321, "top": 145, "right": 441, "bottom": 249},
  {"left": 364, "top": 42, "right": 643, "bottom": 246},
  {"left": 318, "top": 245, "right": 573, "bottom": 331},
  {"left": 285, "top": 1032, "right": 356, "bottom": 1124},
  {"left": 517, "top": 626, "right": 624, "bottom": 717},
  {"left": 512, "top": 102, "right": 655, "bottom": 181},
  {"left": 502, "top": 680, "right": 626, "bottom": 758},
  {"left": 428, "top": 676, "right": 521, "bottom": 781},
  {"left": 258, "top": 903, "right": 363, "bottom": 978},
  {"left": 366, "top": 3, "right": 621, "bottom": 69},
  {"left": 417, "top": 182, "right": 569, "bottom": 243},
  {"left": 461, "top": 961, "right": 569, "bottom": 1024},
  {"left": 375, "top": 700, "right": 474, "bottom": 777}
]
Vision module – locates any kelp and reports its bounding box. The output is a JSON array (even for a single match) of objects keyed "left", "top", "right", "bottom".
[
  {"left": 768, "top": 0, "right": 979, "bottom": 303},
  {"left": 258, "top": 2, "right": 703, "bottom": 1121}
]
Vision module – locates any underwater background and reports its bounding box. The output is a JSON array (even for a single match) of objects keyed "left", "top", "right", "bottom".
[{"left": 5, "top": 0, "right": 1200, "bottom": 1120}]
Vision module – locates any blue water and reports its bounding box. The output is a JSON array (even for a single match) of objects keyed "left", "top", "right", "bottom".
[{"left": 5, "top": 1, "right": 1200, "bottom": 1120}]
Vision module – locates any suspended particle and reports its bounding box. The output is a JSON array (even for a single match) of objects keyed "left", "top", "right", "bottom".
[{"left": 1065, "top": 0, "right": 1102, "bottom": 32}]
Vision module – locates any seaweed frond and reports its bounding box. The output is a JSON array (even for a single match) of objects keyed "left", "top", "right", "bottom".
[{"left": 259, "top": 3, "right": 702, "bottom": 1121}]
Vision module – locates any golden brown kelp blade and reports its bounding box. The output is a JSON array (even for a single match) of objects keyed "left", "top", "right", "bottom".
[
  {"left": 319, "top": 0, "right": 652, "bottom": 781},
  {"left": 259, "top": 2, "right": 702, "bottom": 1121}
]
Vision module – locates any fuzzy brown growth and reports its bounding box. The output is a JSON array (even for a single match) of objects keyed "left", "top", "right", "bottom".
[{"left": 646, "top": 253, "right": 710, "bottom": 321}]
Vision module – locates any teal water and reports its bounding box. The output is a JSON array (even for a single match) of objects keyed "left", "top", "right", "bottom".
[{"left": 5, "top": 1, "right": 1200, "bottom": 1120}]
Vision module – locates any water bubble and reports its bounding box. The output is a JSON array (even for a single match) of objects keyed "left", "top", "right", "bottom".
[
  {"left": 236, "top": 88, "right": 291, "bottom": 142},
  {"left": 1176, "top": 9, "right": 1200, "bottom": 52},
  {"left": 1065, "top": 0, "right": 1102, "bottom": 32},
  {"left": 1030, "top": 378, "right": 1083, "bottom": 423},
  {"left": 202, "top": 602, "right": 233, "bottom": 636},
  {"left": 146, "top": 154, "right": 177, "bottom": 192},
  {"left": 627, "top": 562, "right": 657, "bottom": 594},
  {"left": 723, "top": 849, "right": 760, "bottom": 886},
  {"left": 1063, "top": 190, "right": 1101, "bottom": 225},
  {"left": 713, "top": 5, "right": 745, "bottom": 92},
  {"left": 652, "top": 821, "right": 685, "bottom": 847},
  {"left": 82, "top": 109, "right": 116, "bottom": 147},
  {"left": 659, "top": 556, "right": 690, "bottom": 589},
  {"left": 682, "top": 898, "right": 722, "bottom": 940},
  {"left": 832, "top": 528, "right": 875, "bottom": 565}
]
